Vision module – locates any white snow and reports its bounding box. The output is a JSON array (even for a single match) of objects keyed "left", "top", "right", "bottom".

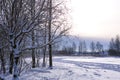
[
  {"left": 5, "top": 56, "right": 120, "bottom": 80},
  {"left": 63, "top": 56, "right": 120, "bottom": 65}
]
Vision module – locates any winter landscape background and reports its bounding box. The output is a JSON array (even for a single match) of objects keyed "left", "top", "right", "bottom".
[{"left": 0, "top": 0, "right": 120, "bottom": 80}]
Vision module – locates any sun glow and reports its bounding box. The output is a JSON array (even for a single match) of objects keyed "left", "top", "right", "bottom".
[{"left": 70, "top": 0, "right": 120, "bottom": 38}]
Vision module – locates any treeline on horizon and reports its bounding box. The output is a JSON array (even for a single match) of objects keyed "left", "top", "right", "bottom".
[{"left": 58, "top": 35, "right": 120, "bottom": 57}]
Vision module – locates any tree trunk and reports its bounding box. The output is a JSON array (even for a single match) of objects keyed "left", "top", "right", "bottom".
[
  {"left": 48, "top": 0, "right": 53, "bottom": 69},
  {"left": 42, "top": 47, "right": 46, "bottom": 67},
  {"left": 1, "top": 56, "right": 6, "bottom": 74},
  {"left": 12, "top": 45, "right": 20, "bottom": 80},
  {"left": 42, "top": 25, "right": 47, "bottom": 67},
  {"left": 32, "top": 49, "right": 35, "bottom": 68},
  {"left": 0, "top": 49, "right": 6, "bottom": 74},
  {"left": 9, "top": 52, "right": 14, "bottom": 74},
  {"left": 13, "top": 56, "right": 19, "bottom": 80},
  {"left": 31, "top": 0, "right": 36, "bottom": 68},
  {"left": 32, "top": 31, "right": 36, "bottom": 68}
]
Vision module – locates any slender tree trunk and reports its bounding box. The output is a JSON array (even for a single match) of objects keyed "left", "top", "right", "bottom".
[
  {"left": 32, "top": 54, "right": 36, "bottom": 67},
  {"left": 32, "top": 31, "right": 36, "bottom": 68},
  {"left": 31, "top": 0, "right": 36, "bottom": 68},
  {"left": 12, "top": 44, "right": 20, "bottom": 80},
  {"left": 42, "top": 25, "right": 47, "bottom": 67},
  {"left": 0, "top": 49, "right": 6, "bottom": 74},
  {"left": 48, "top": 0, "right": 53, "bottom": 68},
  {"left": 13, "top": 55, "right": 19, "bottom": 80},
  {"left": 1, "top": 56, "right": 6, "bottom": 74},
  {"left": 9, "top": 52, "right": 14, "bottom": 74},
  {"left": 32, "top": 49, "right": 35, "bottom": 68},
  {"left": 42, "top": 47, "right": 46, "bottom": 67}
]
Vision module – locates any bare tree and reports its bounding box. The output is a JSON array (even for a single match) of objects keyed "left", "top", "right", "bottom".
[
  {"left": 0, "top": 0, "right": 70, "bottom": 79},
  {"left": 47, "top": 0, "right": 70, "bottom": 68},
  {"left": 72, "top": 42, "right": 76, "bottom": 53},
  {"left": 83, "top": 41, "right": 87, "bottom": 53},
  {"left": 96, "top": 41, "right": 103, "bottom": 53},
  {"left": 30, "top": 0, "right": 36, "bottom": 68},
  {"left": 115, "top": 35, "right": 120, "bottom": 52},
  {"left": 90, "top": 41, "right": 95, "bottom": 53},
  {"left": 48, "top": 0, "right": 53, "bottom": 69},
  {"left": 109, "top": 38, "right": 115, "bottom": 50},
  {"left": 78, "top": 41, "right": 83, "bottom": 54},
  {"left": 0, "top": 0, "right": 47, "bottom": 79},
  {"left": 42, "top": 24, "right": 47, "bottom": 67}
]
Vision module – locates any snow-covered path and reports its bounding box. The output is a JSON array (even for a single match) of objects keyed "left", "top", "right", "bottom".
[{"left": 6, "top": 56, "right": 120, "bottom": 80}]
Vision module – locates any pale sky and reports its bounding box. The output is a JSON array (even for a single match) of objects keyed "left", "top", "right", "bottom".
[{"left": 70, "top": 0, "right": 120, "bottom": 39}]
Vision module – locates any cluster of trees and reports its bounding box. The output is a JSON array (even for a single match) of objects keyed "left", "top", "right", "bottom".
[
  {"left": 78, "top": 41, "right": 104, "bottom": 56},
  {"left": 78, "top": 41, "right": 87, "bottom": 54},
  {"left": 109, "top": 35, "right": 120, "bottom": 56},
  {"left": 61, "top": 42, "right": 77, "bottom": 55},
  {"left": 0, "top": 0, "right": 70, "bottom": 80},
  {"left": 60, "top": 39, "right": 104, "bottom": 56},
  {"left": 90, "top": 41, "right": 103, "bottom": 53}
]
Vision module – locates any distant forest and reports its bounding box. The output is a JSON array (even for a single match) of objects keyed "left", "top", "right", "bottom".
[{"left": 58, "top": 35, "right": 120, "bottom": 56}]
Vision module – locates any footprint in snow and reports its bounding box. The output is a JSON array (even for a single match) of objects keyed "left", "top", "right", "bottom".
[
  {"left": 67, "top": 70, "right": 74, "bottom": 76},
  {"left": 81, "top": 74, "right": 87, "bottom": 77},
  {"left": 85, "top": 69, "right": 88, "bottom": 72},
  {"left": 104, "top": 70, "right": 106, "bottom": 72},
  {"left": 93, "top": 72, "right": 101, "bottom": 77}
]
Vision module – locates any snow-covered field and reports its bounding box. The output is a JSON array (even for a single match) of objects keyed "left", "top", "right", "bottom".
[{"left": 6, "top": 56, "right": 120, "bottom": 80}]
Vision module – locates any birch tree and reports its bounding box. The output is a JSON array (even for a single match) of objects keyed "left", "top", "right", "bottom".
[
  {"left": 0, "top": 0, "right": 70, "bottom": 79},
  {"left": 0, "top": 0, "right": 47, "bottom": 79}
]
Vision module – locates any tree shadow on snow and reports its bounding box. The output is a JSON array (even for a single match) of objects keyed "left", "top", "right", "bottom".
[
  {"left": 54, "top": 57, "right": 120, "bottom": 72},
  {"left": 20, "top": 68, "right": 51, "bottom": 80},
  {"left": 29, "top": 68, "right": 51, "bottom": 73}
]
